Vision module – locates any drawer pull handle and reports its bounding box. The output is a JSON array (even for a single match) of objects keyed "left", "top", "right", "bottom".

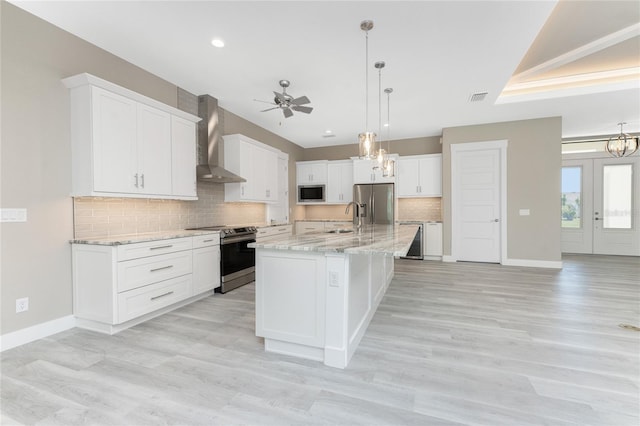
[
  {"left": 202, "top": 239, "right": 214, "bottom": 243},
  {"left": 149, "top": 245, "right": 173, "bottom": 251},
  {"left": 150, "top": 291, "right": 174, "bottom": 301},
  {"left": 150, "top": 265, "right": 173, "bottom": 272}
]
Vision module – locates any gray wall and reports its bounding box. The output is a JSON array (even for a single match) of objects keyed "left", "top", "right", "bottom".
[
  {"left": 303, "top": 136, "right": 442, "bottom": 161},
  {"left": 0, "top": 2, "right": 303, "bottom": 335},
  {"left": 442, "top": 117, "right": 562, "bottom": 262}
]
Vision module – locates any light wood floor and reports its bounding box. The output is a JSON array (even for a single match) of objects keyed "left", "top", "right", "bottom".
[{"left": 2, "top": 254, "right": 639, "bottom": 425}]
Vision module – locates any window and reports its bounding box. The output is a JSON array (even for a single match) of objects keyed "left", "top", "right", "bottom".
[{"left": 561, "top": 167, "right": 582, "bottom": 228}]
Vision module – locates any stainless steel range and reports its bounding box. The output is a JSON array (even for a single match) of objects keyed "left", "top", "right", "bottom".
[{"left": 187, "top": 225, "right": 257, "bottom": 293}]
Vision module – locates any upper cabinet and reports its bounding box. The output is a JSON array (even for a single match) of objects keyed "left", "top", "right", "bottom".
[
  {"left": 224, "top": 134, "right": 279, "bottom": 203},
  {"left": 296, "top": 161, "right": 328, "bottom": 184},
  {"left": 397, "top": 154, "right": 442, "bottom": 197},
  {"left": 326, "top": 160, "right": 353, "bottom": 204},
  {"left": 63, "top": 73, "right": 199, "bottom": 200},
  {"left": 352, "top": 158, "right": 396, "bottom": 184}
]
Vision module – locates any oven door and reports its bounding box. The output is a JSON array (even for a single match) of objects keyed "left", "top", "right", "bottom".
[{"left": 220, "top": 234, "right": 256, "bottom": 282}]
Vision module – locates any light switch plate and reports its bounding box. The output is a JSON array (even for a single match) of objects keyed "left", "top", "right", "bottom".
[
  {"left": 519, "top": 209, "right": 530, "bottom": 216},
  {"left": 1, "top": 208, "right": 27, "bottom": 222}
]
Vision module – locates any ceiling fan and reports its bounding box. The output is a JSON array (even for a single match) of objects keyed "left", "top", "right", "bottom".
[{"left": 255, "top": 80, "right": 313, "bottom": 118}]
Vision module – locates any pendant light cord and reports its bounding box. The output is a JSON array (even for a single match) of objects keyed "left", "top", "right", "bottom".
[{"left": 365, "top": 29, "right": 369, "bottom": 132}]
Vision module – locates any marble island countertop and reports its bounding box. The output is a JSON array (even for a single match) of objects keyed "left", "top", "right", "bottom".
[
  {"left": 70, "top": 229, "right": 220, "bottom": 246},
  {"left": 250, "top": 224, "right": 420, "bottom": 256}
]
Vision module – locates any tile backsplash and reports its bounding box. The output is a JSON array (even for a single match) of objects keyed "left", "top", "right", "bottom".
[
  {"left": 397, "top": 197, "right": 442, "bottom": 222},
  {"left": 73, "top": 182, "right": 265, "bottom": 239},
  {"left": 303, "top": 197, "right": 442, "bottom": 222}
]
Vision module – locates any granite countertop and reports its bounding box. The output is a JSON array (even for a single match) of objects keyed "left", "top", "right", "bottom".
[
  {"left": 295, "top": 219, "right": 352, "bottom": 223},
  {"left": 249, "top": 224, "right": 420, "bottom": 256},
  {"left": 70, "top": 229, "right": 220, "bottom": 246}
]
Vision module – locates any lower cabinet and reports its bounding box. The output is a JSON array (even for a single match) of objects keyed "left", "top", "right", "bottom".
[
  {"left": 257, "top": 224, "right": 293, "bottom": 242},
  {"left": 72, "top": 233, "right": 219, "bottom": 334},
  {"left": 295, "top": 221, "right": 352, "bottom": 234},
  {"left": 192, "top": 234, "right": 221, "bottom": 293}
]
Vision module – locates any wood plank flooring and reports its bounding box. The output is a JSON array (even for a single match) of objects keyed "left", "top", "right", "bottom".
[{"left": 2, "top": 254, "right": 639, "bottom": 425}]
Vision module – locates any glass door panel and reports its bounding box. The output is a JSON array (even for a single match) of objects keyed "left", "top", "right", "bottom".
[
  {"left": 561, "top": 166, "right": 582, "bottom": 229},
  {"left": 602, "top": 164, "right": 633, "bottom": 229}
]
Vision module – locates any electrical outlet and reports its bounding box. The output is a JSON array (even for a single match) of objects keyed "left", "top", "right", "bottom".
[{"left": 16, "top": 297, "right": 29, "bottom": 313}]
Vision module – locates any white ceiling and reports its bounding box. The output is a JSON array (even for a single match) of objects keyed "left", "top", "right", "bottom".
[{"left": 10, "top": 0, "right": 640, "bottom": 148}]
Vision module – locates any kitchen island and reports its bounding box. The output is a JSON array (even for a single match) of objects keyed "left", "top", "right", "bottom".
[{"left": 250, "top": 224, "right": 419, "bottom": 369}]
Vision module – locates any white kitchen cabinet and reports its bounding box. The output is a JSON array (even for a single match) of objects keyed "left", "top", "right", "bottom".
[
  {"left": 224, "top": 134, "right": 280, "bottom": 203},
  {"left": 63, "top": 73, "right": 200, "bottom": 200},
  {"left": 266, "top": 153, "right": 290, "bottom": 224},
  {"left": 72, "top": 233, "right": 219, "bottom": 334},
  {"left": 424, "top": 222, "right": 443, "bottom": 260},
  {"left": 171, "top": 115, "right": 197, "bottom": 198},
  {"left": 257, "top": 224, "right": 293, "bottom": 241},
  {"left": 295, "top": 221, "right": 352, "bottom": 234},
  {"left": 397, "top": 154, "right": 442, "bottom": 197},
  {"left": 323, "top": 221, "right": 353, "bottom": 230},
  {"left": 295, "top": 221, "right": 326, "bottom": 234},
  {"left": 296, "top": 161, "right": 328, "bottom": 185},
  {"left": 327, "top": 160, "right": 354, "bottom": 204},
  {"left": 192, "top": 234, "right": 221, "bottom": 294},
  {"left": 352, "top": 158, "right": 396, "bottom": 184}
]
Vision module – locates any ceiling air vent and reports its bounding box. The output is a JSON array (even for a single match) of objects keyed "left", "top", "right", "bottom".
[{"left": 469, "top": 92, "right": 488, "bottom": 102}]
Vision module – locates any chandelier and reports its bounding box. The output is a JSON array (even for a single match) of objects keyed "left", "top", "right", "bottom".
[
  {"left": 606, "top": 122, "right": 639, "bottom": 158},
  {"left": 358, "top": 20, "right": 376, "bottom": 159}
]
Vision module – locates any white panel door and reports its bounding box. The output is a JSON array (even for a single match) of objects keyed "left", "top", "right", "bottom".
[
  {"left": 593, "top": 156, "right": 640, "bottom": 255},
  {"left": 452, "top": 143, "right": 504, "bottom": 263}
]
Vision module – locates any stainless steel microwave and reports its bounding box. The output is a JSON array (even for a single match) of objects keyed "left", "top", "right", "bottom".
[{"left": 298, "top": 185, "right": 325, "bottom": 202}]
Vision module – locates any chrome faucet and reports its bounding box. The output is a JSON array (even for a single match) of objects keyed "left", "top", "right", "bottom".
[{"left": 345, "top": 201, "right": 362, "bottom": 229}]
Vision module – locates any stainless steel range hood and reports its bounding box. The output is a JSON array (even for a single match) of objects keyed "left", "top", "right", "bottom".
[{"left": 196, "top": 95, "right": 246, "bottom": 183}]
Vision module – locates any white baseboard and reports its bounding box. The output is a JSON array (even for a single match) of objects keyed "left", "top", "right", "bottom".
[
  {"left": 503, "top": 258, "right": 563, "bottom": 269},
  {"left": 0, "top": 315, "right": 76, "bottom": 352},
  {"left": 441, "top": 255, "right": 562, "bottom": 269}
]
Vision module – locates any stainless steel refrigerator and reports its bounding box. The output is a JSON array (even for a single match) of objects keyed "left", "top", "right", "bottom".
[{"left": 352, "top": 183, "right": 395, "bottom": 225}]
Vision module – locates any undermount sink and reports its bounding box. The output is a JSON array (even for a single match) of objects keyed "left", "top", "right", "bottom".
[{"left": 326, "top": 228, "right": 354, "bottom": 234}]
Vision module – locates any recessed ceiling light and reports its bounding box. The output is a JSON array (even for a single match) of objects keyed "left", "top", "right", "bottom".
[
  {"left": 211, "top": 38, "right": 225, "bottom": 48},
  {"left": 325, "top": 130, "right": 332, "bottom": 134},
  {"left": 383, "top": 123, "right": 389, "bottom": 127}
]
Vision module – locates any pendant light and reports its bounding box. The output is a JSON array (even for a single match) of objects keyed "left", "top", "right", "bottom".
[
  {"left": 382, "top": 88, "right": 395, "bottom": 177},
  {"left": 358, "top": 20, "right": 376, "bottom": 159},
  {"left": 606, "top": 122, "right": 639, "bottom": 158},
  {"left": 374, "top": 61, "right": 386, "bottom": 166}
]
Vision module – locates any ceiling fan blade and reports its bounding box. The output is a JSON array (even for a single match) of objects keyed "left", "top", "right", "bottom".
[
  {"left": 254, "top": 99, "right": 276, "bottom": 105},
  {"left": 291, "top": 96, "right": 310, "bottom": 105},
  {"left": 282, "top": 107, "right": 293, "bottom": 118},
  {"left": 292, "top": 105, "right": 313, "bottom": 114},
  {"left": 261, "top": 107, "right": 280, "bottom": 112}
]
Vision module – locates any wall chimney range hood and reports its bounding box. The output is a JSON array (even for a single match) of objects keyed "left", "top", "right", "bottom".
[{"left": 196, "top": 95, "right": 246, "bottom": 183}]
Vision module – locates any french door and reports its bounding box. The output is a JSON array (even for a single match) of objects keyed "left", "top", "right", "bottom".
[{"left": 561, "top": 155, "right": 640, "bottom": 255}]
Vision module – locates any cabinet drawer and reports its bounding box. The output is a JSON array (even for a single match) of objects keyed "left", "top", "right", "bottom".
[
  {"left": 117, "top": 237, "right": 192, "bottom": 261},
  {"left": 324, "top": 222, "right": 352, "bottom": 230},
  {"left": 118, "top": 251, "right": 192, "bottom": 292},
  {"left": 117, "top": 275, "right": 192, "bottom": 323},
  {"left": 192, "top": 233, "right": 220, "bottom": 249}
]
